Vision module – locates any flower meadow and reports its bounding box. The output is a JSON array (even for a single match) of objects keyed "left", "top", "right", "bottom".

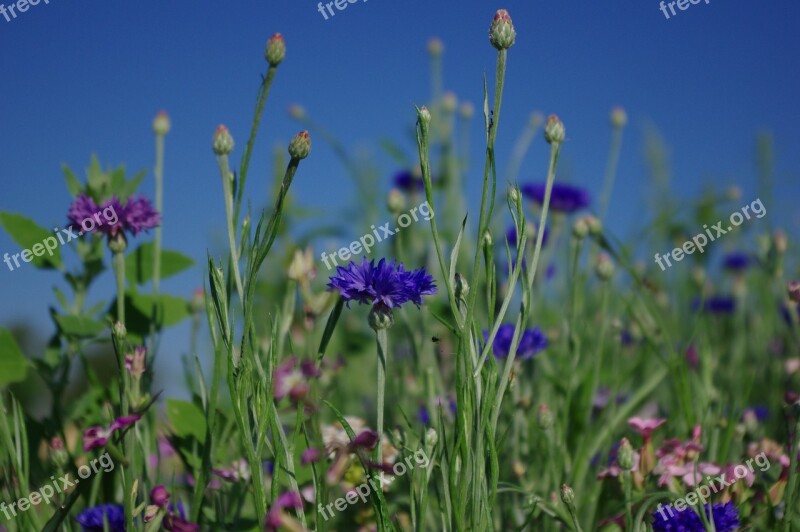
[{"left": 1, "top": 9, "right": 800, "bottom": 532}]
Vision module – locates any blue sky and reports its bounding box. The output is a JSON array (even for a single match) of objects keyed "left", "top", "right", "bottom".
[{"left": 1, "top": 0, "right": 798, "bottom": 389}]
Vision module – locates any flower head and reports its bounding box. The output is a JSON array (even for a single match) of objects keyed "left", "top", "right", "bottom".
[
  {"left": 652, "top": 502, "right": 739, "bottom": 532},
  {"left": 67, "top": 194, "right": 160, "bottom": 239},
  {"left": 212, "top": 125, "right": 234, "bottom": 156},
  {"left": 610, "top": 106, "right": 627, "bottom": 128},
  {"left": 543, "top": 114, "right": 566, "bottom": 144},
  {"left": 125, "top": 346, "right": 147, "bottom": 380},
  {"left": 692, "top": 296, "right": 736, "bottom": 314},
  {"left": 265, "top": 33, "right": 286, "bottom": 66},
  {"left": 288, "top": 130, "right": 311, "bottom": 160},
  {"left": 628, "top": 417, "right": 667, "bottom": 440},
  {"left": 722, "top": 252, "right": 752, "bottom": 272},
  {"left": 83, "top": 414, "right": 142, "bottom": 452},
  {"left": 521, "top": 183, "right": 590, "bottom": 214},
  {"left": 328, "top": 258, "right": 436, "bottom": 311},
  {"left": 265, "top": 491, "right": 304, "bottom": 532},
  {"left": 483, "top": 323, "right": 548, "bottom": 360},
  {"left": 393, "top": 169, "right": 425, "bottom": 193},
  {"left": 788, "top": 281, "right": 800, "bottom": 303},
  {"left": 153, "top": 110, "right": 171, "bottom": 136},
  {"left": 273, "top": 356, "right": 319, "bottom": 403},
  {"left": 150, "top": 485, "right": 171, "bottom": 507},
  {"left": 489, "top": 9, "right": 516, "bottom": 50},
  {"left": 75, "top": 504, "right": 125, "bottom": 531}
]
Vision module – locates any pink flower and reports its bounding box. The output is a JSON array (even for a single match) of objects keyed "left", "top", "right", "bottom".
[
  {"left": 628, "top": 417, "right": 667, "bottom": 440},
  {"left": 265, "top": 491, "right": 304, "bottom": 532},
  {"left": 82, "top": 426, "right": 112, "bottom": 451},
  {"left": 273, "top": 356, "right": 319, "bottom": 403},
  {"left": 125, "top": 346, "right": 147, "bottom": 379}
]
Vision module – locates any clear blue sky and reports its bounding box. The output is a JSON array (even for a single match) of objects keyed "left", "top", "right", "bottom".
[{"left": 1, "top": 0, "right": 799, "bottom": 388}]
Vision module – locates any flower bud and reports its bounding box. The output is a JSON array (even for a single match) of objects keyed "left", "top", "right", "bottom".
[
  {"left": 213, "top": 125, "right": 234, "bottom": 156},
  {"left": 482, "top": 230, "right": 493, "bottom": 247},
  {"left": 113, "top": 321, "right": 127, "bottom": 341},
  {"left": 427, "top": 37, "right": 444, "bottom": 57},
  {"left": 537, "top": 403, "right": 554, "bottom": 430},
  {"left": 152, "top": 111, "right": 171, "bottom": 136},
  {"left": 610, "top": 106, "right": 627, "bottom": 129},
  {"left": 455, "top": 273, "right": 470, "bottom": 302},
  {"left": 489, "top": 9, "right": 516, "bottom": 51},
  {"left": 459, "top": 102, "right": 474, "bottom": 119},
  {"left": 288, "top": 248, "right": 316, "bottom": 283},
  {"left": 585, "top": 215, "right": 602, "bottom": 236},
  {"left": 774, "top": 230, "right": 787, "bottom": 254},
  {"left": 617, "top": 437, "right": 634, "bottom": 470},
  {"left": 418, "top": 106, "right": 431, "bottom": 125},
  {"left": 150, "top": 485, "right": 170, "bottom": 507},
  {"left": 725, "top": 185, "right": 742, "bottom": 202},
  {"left": 368, "top": 306, "right": 394, "bottom": 331},
  {"left": 387, "top": 189, "right": 406, "bottom": 214},
  {"left": 788, "top": 281, "right": 800, "bottom": 303},
  {"left": 143, "top": 505, "right": 160, "bottom": 523},
  {"left": 543, "top": 115, "right": 565, "bottom": 145},
  {"left": 265, "top": 33, "right": 286, "bottom": 66},
  {"left": 108, "top": 232, "right": 128, "bottom": 254},
  {"left": 288, "top": 131, "right": 311, "bottom": 160},
  {"left": 572, "top": 218, "right": 589, "bottom": 239},
  {"left": 508, "top": 186, "right": 520, "bottom": 205},
  {"left": 442, "top": 92, "right": 457, "bottom": 113},
  {"left": 425, "top": 427, "right": 438, "bottom": 448},
  {"left": 595, "top": 253, "right": 615, "bottom": 281},
  {"left": 288, "top": 104, "right": 305, "bottom": 120},
  {"left": 560, "top": 484, "right": 575, "bottom": 505},
  {"left": 190, "top": 288, "right": 205, "bottom": 314}
]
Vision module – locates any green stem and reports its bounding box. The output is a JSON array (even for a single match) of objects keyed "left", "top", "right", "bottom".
[
  {"left": 784, "top": 415, "right": 800, "bottom": 530},
  {"left": 599, "top": 126, "right": 624, "bottom": 221},
  {"left": 150, "top": 132, "right": 165, "bottom": 355},
  {"left": 218, "top": 154, "right": 245, "bottom": 305},
  {"left": 375, "top": 328, "right": 388, "bottom": 464}
]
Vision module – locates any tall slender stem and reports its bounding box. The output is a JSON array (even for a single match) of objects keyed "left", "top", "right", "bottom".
[
  {"left": 375, "top": 328, "right": 388, "bottom": 465},
  {"left": 218, "top": 154, "right": 245, "bottom": 305}
]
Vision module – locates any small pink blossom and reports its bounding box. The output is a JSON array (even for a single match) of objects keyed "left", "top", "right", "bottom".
[{"left": 628, "top": 417, "right": 667, "bottom": 440}]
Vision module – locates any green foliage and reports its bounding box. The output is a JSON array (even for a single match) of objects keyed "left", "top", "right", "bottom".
[
  {"left": 0, "top": 328, "right": 29, "bottom": 386},
  {"left": 0, "top": 212, "right": 63, "bottom": 269},
  {"left": 125, "top": 242, "right": 194, "bottom": 285}
]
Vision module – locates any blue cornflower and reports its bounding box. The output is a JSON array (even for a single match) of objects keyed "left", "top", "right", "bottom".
[
  {"left": 722, "top": 252, "right": 752, "bottom": 272},
  {"left": 692, "top": 296, "right": 736, "bottom": 314},
  {"left": 328, "top": 258, "right": 437, "bottom": 310},
  {"left": 521, "top": 183, "right": 590, "bottom": 214},
  {"left": 652, "top": 502, "right": 739, "bottom": 531},
  {"left": 392, "top": 170, "right": 425, "bottom": 192},
  {"left": 483, "top": 323, "right": 548, "bottom": 360},
  {"left": 75, "top": 504, "right": 125, "bottom": 532}
]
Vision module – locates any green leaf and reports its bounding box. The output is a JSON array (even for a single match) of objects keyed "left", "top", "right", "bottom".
[
  {"left": 62, "top": 164, "right": 83, "bottom": 197},
  {"left": 110, "top": 292, "right": 191, "bottom": 337},
  {"left": 86, "top": 155, "right": 109, "bottom": 200},
  {"left": 166, "top": 399, "right": 207, "bottom": 441},
  {"left": 125, "top": 243, "right": 195, "bottom": 285},
  {"left": 0, "top": 328, "right": 29, "bottom": 386},
  {"left": 116, "top": 170, "right": 147, "bottom": 201},
  {"left": 53, "top": 314, "right": 107, "bottom": 339},
  {"left": 0, "top": 212, "right": 63, "bottom": 270}
]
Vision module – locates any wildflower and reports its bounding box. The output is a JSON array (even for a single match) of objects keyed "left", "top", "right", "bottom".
[
  {"left": 264, "top": 33, "right": 286, "bottom": 66},
  {"left": 67, "top": 194, "right": 160, "bottom": 238},
  {"left": 427, "top": 37, "right": 443, "bottom": 57},
  {"left": 273, "top": 356, "right": 319, "bottom": 403},
  {"left": 83, "top": 414, "right": 141, "bottom": 452},
  {"left": 387, "top": 188, "right": 406, "bottom": 213},
  {"left": 722, "top": 252, "right": 752, "bottom": 272},
  {"left": 301, "top": 448, "right": 321, "bottom": 465},
  {"left": 483, "top": 323, "right": 548, "bottom": 360},
  {"left": 213, "top": 459, "right": 251, "bottom": 483},
  {"left": 328, "top": 258, "right": 437, "bottom": 312},
  {"left": 153, "top": 110, "right": 171, "bottom": 136},
  {"left": 652, "top": 502, "right": 739, "bottom": 532},
  {"left": 521, "top": 183, "right": 590, "bottom": 214},
  {"left": 629, "top": 417, "right": 667, "bottom": 441},
  {"left": 488, "top": 9, "right": 516, "bottom": 50},
  {"left": 459, "top": 102, "right": 474, "bottom": 119},
  {"left": 125, "top": 346, "right": 147, "bottom": 380},
  {"left": 75, "top": 504, "right": 125, "bottom": 532},
  {"left": 788, "top": 281, "right": 800, "bottom": 303},
  {"left": 610, "top": 106, "right": 627, "bottom": 128},
  {"left": 692, "top": 295, "right": 735, "bottom": 314},
  {"left": 392, "top": 169, "right": 425, "bottom": 193},
  {"left": 597, "top": 442, "right": 640, "bottom": 479},
  {"left": 151, "top": 485, "right": 170, "bottom": 507},
  {"left": 266, "top": 491, "right": 304, "bottom": 532},
  {"left": 212, "top": 125, "right": 234, "bottom": 156},
  {"left": 543, "top": 114, "right": 566, "bottom": 144},
  {"left": 595, "top": 253, "right": 615, "bottom": 281},
  {"left": 288, "top": 130, "right": 311, "bottom": 160},
  {"left": 287, "top": 248, "right": 316, "bottom": 284}
]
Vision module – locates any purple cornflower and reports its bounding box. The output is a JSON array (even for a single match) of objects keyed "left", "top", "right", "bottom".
[
  {"left": 652, "top": 502, "right": 739, "bottom": 531},
  {"left": 521, "top": 183, "right": 590, "bottom": 214},
  {"left": 75, "top": 504, "right": 125, "bottom": 532},
  {"left": 722, "top": 252, "right": 752, "bottom": 273},
  {"left": 265, "top": 491, "right": 304, "bottom": 532},
  {"left": 692, "top": 296, "right": 736, "bottom": 314},
  {"left": 67, "top": 194, "right": 160, "bottom": 238},
  {"left": 483, "top": 323, "right": 548, "bottom": 360},
  {"left": 327, "top": 258, "right": 437, "bottom": 311}
]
